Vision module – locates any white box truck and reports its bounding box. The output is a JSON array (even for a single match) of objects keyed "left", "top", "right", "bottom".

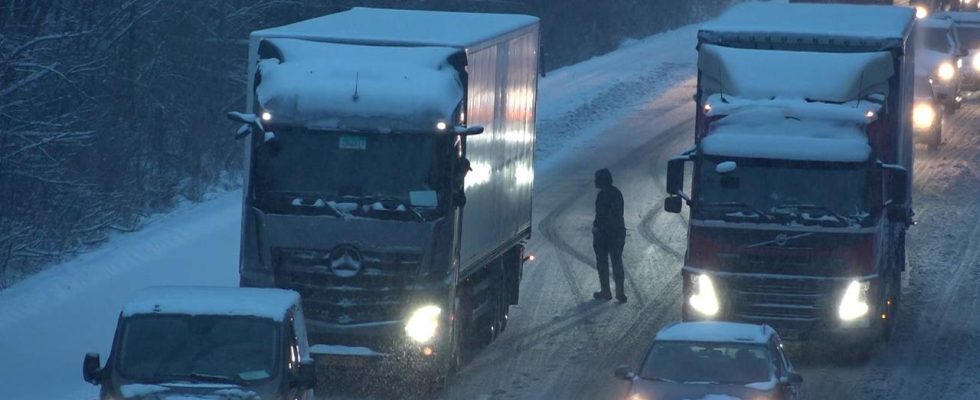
[{"left": 228, "top": 7, "right": 540, "bottom": 384}]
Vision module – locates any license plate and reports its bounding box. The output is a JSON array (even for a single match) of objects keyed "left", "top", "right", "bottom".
[{"left": 339, "top": 135, "right": 367, "bottom": 150}]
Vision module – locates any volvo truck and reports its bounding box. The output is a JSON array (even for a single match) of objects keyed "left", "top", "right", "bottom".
[{"left": 665, "top": 3, "right": 916, "bottom": 360}]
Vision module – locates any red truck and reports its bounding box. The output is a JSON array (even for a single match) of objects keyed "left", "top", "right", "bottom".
[{"left": 664, "top": 3, "right": 916, "bottom": 359}]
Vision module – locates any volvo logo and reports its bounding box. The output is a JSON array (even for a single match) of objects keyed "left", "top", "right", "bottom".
[
  {"left": 747, "top": 232, "right": 815, "bottom": 248},
  {"left": 329, "top": 245, "right": 363, "bottom": 278}
]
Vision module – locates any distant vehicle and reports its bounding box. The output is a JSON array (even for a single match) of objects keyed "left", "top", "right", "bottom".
[
  {"left": 917, "top": 16, "right": 969, "bottom": 112},
  {"left": 227, "top": 7, "right": 540, "bottom": 386},
  {"left": 913, "top": 78, "right": 945, "bottom": 149},
  {"left": 82, "top": 287, "right": 316, "bottom": 400},
  {"left": 615, "top": 322, "right": 803, "bottom": 400},
  {"left": 936, "top": 12, "right": 980, "bottom": 90},
  {"left": 788, "top": 0, "right": 893, "bottom": 4},
  {"left": 666, "top": 2, "right": 915, "bottom": 361}
]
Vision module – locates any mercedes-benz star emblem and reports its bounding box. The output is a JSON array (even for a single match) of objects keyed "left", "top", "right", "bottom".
[
  {"left": 329, "top": 245, "right": 363, "bottom": 278},
  {"left": 775, "top": 234, "right": 789, "bottom": 247}
]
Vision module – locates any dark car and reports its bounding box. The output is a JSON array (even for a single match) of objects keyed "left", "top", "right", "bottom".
[
  {"left": 615, "top": 322, "right": 802, "bottom": 400},
  {"left": 82, "top": 287, "right": 317, "bottom": 400},
  {"left": 913, "top": 77, "right": 945, "bottom": 150}
]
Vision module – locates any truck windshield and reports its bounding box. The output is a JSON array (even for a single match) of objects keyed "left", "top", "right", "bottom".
[
  {"left": 919, "top": 27, "right": 952, "bottom": 53},
  {"left": 641, "top": 341, "right": 772, "bottom": 385},
  {"left": 957, "top": 26, "right": 980, "bottom": 50},
  {"left": 116, "top": 314, "right": 279, "bottom": 385},
  {"left": 694, "top": 157, "right": 872, "bottom": 227},
  {"left": 251, "top": 127, "right": 452, "bottom": 221}
]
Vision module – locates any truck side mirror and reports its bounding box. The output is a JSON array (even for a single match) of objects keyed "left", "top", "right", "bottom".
[
  {"left": 664, "top": 196, "right": 683, "bottom": 214},
  {"left": 227, "top": 111, "right": 264, "bottom": 140},
  {"left": 666, "top": 157, "right": 686, "bottom": 195},
  {"left": 296, "top": 359, "right": 317, "bottom": 389},
  {"left": 83, "top": 352, "right": 102, "bottom": 385},
  {"left": 454, "top": 191, "right": 467, "bottom": 208}
]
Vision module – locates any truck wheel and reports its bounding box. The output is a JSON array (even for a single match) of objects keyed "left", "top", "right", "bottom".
[{"left": 881, "top": 270, "right": 902, "bottom": 342}]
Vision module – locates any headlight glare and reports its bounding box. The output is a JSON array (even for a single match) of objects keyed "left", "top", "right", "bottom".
[
  {"left": 972, "top": 53, "right": 980, "bottom": 72},
  {"left": 937, "top": 62, "right": 956, "bottom": 81},
  {"left": 838, "top": 280, "right": 870, "bottom": 321},
  {"left": 689, "top": 274, "right": 720, "bottom": 317},
  {"left": 913, "top": 103, "right": 937, "bottom": 129},
  {"left": 405, "top": 305, "right": 442, "bottom": 343}
]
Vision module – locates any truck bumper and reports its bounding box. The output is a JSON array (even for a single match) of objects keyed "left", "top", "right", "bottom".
[
  {"left": 305, "top": 319, "right": 450, "bottom": 377},
  {"left": 682, "top": 271, "right": 883, "bottom": 342}
]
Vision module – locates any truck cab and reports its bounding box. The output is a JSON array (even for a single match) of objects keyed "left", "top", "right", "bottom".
[{"left": 82, "top": 287, "right": 316, "bottom": 400}]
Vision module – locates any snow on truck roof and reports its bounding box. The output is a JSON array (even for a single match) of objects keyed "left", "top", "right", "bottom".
[
  {"left": 933, "top": 12, "right": 980, "bottom": 25},
  {"left": 701, "top": 99, "right": 875, "bottom": 163},
  {"left": 257, "top": 39, "right": 463, "bottom": 132},
  {"left": 656, "top": 322, "right": 773, "bottom": 345},
  {"left": 700, "top": 3, "right": 915, "bottom": 51},
  {"left": 917, "top": 17, "right": 955, "bottom": 30},
  {"left": 251, "top": 7, "right": 538, "bottom": 49},
  {"left": 122, "top": 287, "right": 300, "bottom": 321}
]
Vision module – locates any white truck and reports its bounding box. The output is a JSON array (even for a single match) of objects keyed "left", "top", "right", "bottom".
[{"left": 228, "top": 7, "right": 540, "bottom": 384}]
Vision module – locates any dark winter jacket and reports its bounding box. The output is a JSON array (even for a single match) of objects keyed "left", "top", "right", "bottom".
[{"left": 594, "top": 185, "right": 625, "bottom": 235}]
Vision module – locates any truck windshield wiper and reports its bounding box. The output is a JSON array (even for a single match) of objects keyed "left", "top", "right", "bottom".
[
  {"left": 154, "top": 372, "right": 244, "bottom": 385},
  {"left": 699, "top": 201, "right": 772, "bottom": 221},
  {"left": 374, "top": 197, "right": 425, "bottom": 222},
  {"left": 771, "top": 203, "right": 850, "bottom": 226}
]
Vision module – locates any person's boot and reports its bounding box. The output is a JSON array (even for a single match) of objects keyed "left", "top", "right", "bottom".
[
  {"left": 593, "top": 290, "right": 612, "bottom": 300},
  {"left": 615, "top": 287, "right": 627, "bottom": 303}
]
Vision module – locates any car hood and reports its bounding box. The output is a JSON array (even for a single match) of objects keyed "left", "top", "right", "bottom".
[
  {"left": 630, "top": 378, "right": 777, "bottom": 400},
  {"left": 915, "top": 49, "right": 953, "bottom": 76},
  {"left": 118, "top": 383, "right": 272, "bottom": 400}
]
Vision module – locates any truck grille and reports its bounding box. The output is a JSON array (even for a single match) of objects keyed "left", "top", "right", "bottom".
[
  {"left": 274, "top": 248, "right": 421, "bottom": 326},
  {"left": 727, "top": 278, "right": 837, "bottom": 323}
]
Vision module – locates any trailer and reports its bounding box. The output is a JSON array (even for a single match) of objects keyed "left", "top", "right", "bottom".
[
  {"left": 665, "top": 2, "right": 916, "bottom": 361},
  {"left": 228, "top": 7, "right": 540, "bottom": 384}
]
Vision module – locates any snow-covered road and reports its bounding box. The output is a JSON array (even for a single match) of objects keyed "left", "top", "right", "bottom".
[{"left": 4, "top": 10, "right": 980, "bottom": 400}]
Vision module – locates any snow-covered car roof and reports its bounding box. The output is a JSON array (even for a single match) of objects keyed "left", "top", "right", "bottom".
[
  {"left": 700, "top": 3, "right": 914, "bottom": 51},
  {"left": 122, "top": 286, "right": 300, "bottom": 321},
  {"left": 256, "top": 39, "right": 463, "bottom": 132},
  {"left": 251, "top": 7, "right": 538, "bottom": 50},
  {"left": 934, "top": 12, "right": 980, "bottom": 25},
  {"left": 918, "top": 17, "right": 955, "bottom": 30},
  {"left": 655, "top": 322, "right": 774, "bottom": 344}
]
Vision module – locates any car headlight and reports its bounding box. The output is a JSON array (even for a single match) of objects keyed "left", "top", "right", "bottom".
[
  {"left": 405, "top": 305, "right": 441, "bottom": 343},
  {"left": 838, "top": 280, "right": 870, "bottom": 321},
  {"left": 913, "top": 102, "right": 937, "bottom": 129},
  {"left": 973, "top": 53, "right": 980, "bottom": 72},
  {"left": 915, "top": 5, "right": 928, "bottom": 19},
  {"left": 689, "top": 274, "right": 720, "bottom": 317},
  {"left": 937, "top": 62, "right": 956, "bottom": 81}
]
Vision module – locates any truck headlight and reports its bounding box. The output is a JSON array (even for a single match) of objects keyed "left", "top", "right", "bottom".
[
  {"left": 937, "top": 62, "right": 956, "bottom": 81},
  {"left": 915, "top": 5, "right": 928, "bottom": 19},
  {"left": 973, "top": 53, "right": 980, "bottom": 72},
  {"left": 689, "top": 274, "right": 720, "bottom": 317},
  {"left": 913, "top": 103, "right": 937, "bottom": 129},
  {"left": 838, "top": 280, "right": 870, "bottom": 321},
  {"left": 405, "top": 305, "right": 441, "bottom": 343}
]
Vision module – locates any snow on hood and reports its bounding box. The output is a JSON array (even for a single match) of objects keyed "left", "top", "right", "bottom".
[
  {"left": 119, "top": 384, "right": 262, "bottom": 400},
  {"left": 256, "top": 39, "right": 463, "bottom": 133},
  {"left": 701, "top": 102, "right": 873, "bottom": 163},
  {"left": 699, "top": 45, "right": 894, "bottom": 103}
]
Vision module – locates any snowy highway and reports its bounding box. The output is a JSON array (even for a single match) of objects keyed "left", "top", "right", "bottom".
[{"left": 3, "top": 14, "right": 980, "bottom": 400}]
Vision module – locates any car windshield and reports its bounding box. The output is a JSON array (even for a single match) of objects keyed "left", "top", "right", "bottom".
[
  {"left": 116, "top": 314, "right": 279, "bottom": 384},
  {"left": 251, "top": 127, "right": 453, "bottom": 220},
  {"left": 919, "top": 27, "right": 952, "bottom": 53},
  {"left": 641, "top": 341, "right": 773, "bottom": 385},
  {"left": 694, "top": 157, "right": 872, "bottom": 226},
  {"left": 956, "top": 25, "right": 980, "bottom": 50}
]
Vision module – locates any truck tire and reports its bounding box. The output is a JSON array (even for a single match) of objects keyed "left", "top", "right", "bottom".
[{"left": 880, "top": 269, "right": 901, "bottom": 342}]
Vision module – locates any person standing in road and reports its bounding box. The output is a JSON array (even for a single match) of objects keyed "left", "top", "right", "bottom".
[{"left": 592, "top": 168, "right": 627, "bottom": 303}]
